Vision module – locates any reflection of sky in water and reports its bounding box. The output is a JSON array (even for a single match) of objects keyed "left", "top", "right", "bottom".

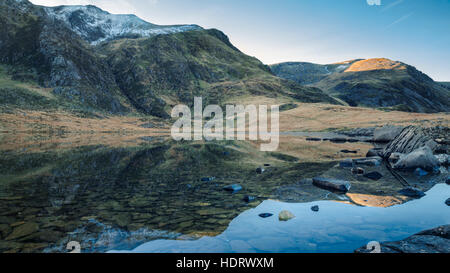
[{"left": 111, "top": 184, "right": 450, "bottom": 253}]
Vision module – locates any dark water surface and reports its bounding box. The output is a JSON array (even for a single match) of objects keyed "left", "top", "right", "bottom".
[{"left": 0, "top": 135, "right": 448, "bottom": 253}]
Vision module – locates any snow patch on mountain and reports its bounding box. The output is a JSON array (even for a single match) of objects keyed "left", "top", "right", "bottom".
[{"left": 43, "top": 5, "right": 202, "bottom": 45}]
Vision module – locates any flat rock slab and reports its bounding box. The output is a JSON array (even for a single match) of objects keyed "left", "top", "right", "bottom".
[
  {"left": 354, "top": 157, "right": 382, "bottom": 166},
  {"left": 364, "top": 171, "right": 383, "bottom": 181},
  {"left": 312, "top": 177, "right": 351, "bottom": 193},
  {"left": 355, "top": 225, "right": 450, "bottom": 253}
]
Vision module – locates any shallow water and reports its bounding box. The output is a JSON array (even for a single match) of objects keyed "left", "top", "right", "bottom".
[
  {"left": 0, "top": 135, "right": 448, "bottom": 253},
  {"left": 114, "top": 184, "right": 449, "bottom": 253}
]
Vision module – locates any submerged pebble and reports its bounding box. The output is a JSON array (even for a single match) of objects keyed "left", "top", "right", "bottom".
[
  {"left": 256, "top": 167, "right": 265, "bottom": 174},
  {"left": 223, "top": 184, "right": 243, "bottom": 193},
  {"left": 364, "top": 171, "right": 383, "bottom": 181}
]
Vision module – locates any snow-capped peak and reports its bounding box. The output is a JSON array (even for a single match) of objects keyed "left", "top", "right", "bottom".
[{"left": 43, "top": 5, "right": 202, "bottom": 45}]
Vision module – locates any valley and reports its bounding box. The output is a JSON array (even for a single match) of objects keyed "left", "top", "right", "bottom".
[{"left": 0, "top": 0, "right": 448, "bottom": 254}]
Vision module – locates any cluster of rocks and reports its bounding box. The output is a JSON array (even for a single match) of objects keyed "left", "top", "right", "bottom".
[
  {"left": 355, "top": 225, "right": 450, "bottom": 253},
  {"left": 259, "top": 205, "right": 320, "bottom": 222},
  {"left": 348, "top": 125, "right": 449, "bottom": 176},
  {"left": 325, "top": 125, "right": 449, "bottom": 199}
]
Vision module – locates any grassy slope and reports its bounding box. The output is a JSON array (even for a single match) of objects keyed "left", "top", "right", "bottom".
[{"left": 101, "top": 29, "right": 339, "bottom": 116}]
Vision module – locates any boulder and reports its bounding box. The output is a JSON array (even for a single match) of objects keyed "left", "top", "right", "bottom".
[
  {"left": 355, "top": 225, "right": 450, "bottom": 253},
  {"left": 447, "top": 177, "right": 450, "bottom": 185},
  {"left": 256, "top": 167, "right": 265, "bottom": 174},
  {"left": 364, "top": 171, "right": 383, "bottom": 181},
  {"left": 393, "top": 146, "right": 439, "bottom": 172},
  {"left": 312, "top": 177, "right": 351, "bottom": 193},
  {"left": 366, "top": 148, "right": 384, "bottom": 157},
  {"left": 446, "top": 198, "right": 450, "bottom": 206},
  {"left": 398, "top": 187, "right": 426, "bottom": 198},
  {"left": 279, "top": 210, "right": 295, "bottom": 221},
  {"left": 373, "top": 125, "right": 404, "bottom": 143},
  {"left": 311, "top": 205, "right": 320, "bottom": 212}
]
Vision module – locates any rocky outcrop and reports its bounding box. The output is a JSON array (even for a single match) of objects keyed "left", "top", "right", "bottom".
[
  {"left": 355, "top": 225, "right": 450, "bottom": 253},
  {"left": 1, "top": 0, "right": 339, "bottom": 117},
  {"left": 271, "top": 59, "right": 450, "bottom": 113},
  {"left": 382, "top": 126, "right": 442, "bottom": 158},
  {"left": 312, "top": 177, "right": 351, "bottom": 193},
  {"left": 43, "top": 5, "right": 202, "bottom": 45}
]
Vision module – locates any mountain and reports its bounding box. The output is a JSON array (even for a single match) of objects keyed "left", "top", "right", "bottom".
[
  {"left": 271, "top": 58, "right": 450, "bottom": 113},
  {"left": 43, "top": 5, "right": 202, "bottom": 45},
  {"left": 0, "top": 0, "right": 338, "bottom": 118}
]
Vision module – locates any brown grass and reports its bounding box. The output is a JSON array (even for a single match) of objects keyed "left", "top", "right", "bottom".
[{"left": 278, "top": 103, "right": 449, "bottom": 132}]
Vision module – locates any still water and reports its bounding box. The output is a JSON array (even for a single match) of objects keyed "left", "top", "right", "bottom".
[
  {"left": 115, "top": 184, "right": 449, "bottom": 253},
  {"left": 0, "top": 135, "right": 448, "bottom": 253}
]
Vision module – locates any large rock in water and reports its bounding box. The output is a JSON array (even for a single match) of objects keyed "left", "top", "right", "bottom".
[
  {"left": 312, "top": 177, "right": 351, "bottom": 193},
  {"left": 355, "top": 225, "right": 450, "bottom": 253},
  {"left": 373, "top": 125, "right": 404, "bottom": 143},
  {"left": 393, "top": 146, "right": 439, "bottom": 171}
]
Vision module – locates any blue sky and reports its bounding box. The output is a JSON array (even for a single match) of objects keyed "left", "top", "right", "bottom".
[{"left": 31, "top": 0, "right": 450, "bottom": 81}]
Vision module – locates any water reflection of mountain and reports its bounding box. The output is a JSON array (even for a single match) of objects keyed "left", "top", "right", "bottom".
[{"left": 0, "top": 138, "right": 446, "bottom": 253}]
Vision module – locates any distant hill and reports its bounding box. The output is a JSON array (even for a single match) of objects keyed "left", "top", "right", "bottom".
[
  {"left": 0, "top": 0, "right": 338, "bottom": 118},
  {"left": 271, "top": 58, "right": 450, "bottom": 113}
]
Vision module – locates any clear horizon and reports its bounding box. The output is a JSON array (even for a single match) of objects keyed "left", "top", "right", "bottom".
[{"left": 30, "top": 0, "right": 450, "bottom": 81}]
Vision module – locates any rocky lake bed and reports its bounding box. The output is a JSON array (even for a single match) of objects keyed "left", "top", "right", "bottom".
[{"left": 0, "top": 124, "right": 448, "bottom": 253}]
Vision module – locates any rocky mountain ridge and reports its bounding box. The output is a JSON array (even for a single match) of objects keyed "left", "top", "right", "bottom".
[
  {"left": 0, "top": 0, "right": 338, "bottom": 117},
  {"left": 43, "top": 4, "right": 202, "bottom": 45},
  {"left": 271, "top": 58, "right": 450, "bottom": 113}
]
